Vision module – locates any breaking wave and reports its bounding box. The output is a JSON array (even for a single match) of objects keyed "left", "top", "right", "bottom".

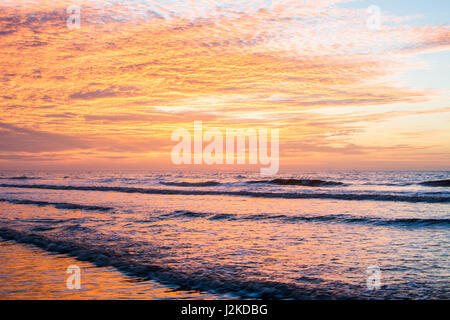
[
  {"left": 0, "top": 176, "right": 41, "bottom": 180},
  {"left": 0, "top": 198, "right": 113, "bottom": 212},
  {"left": 0, "top": 226, "right": 357, "bottom": 299},
  {"left": 1, "top": 183, "right": 449, "bottom": 203},
  {"left": 246, "top": 179, "right": 344, "bottom": 187},
  {"left": 160, "top": 181, "right": 221, "bottom": 187},
  {"left": 165, "top": 210, "right": 450, "bottom": 229},
  {"left": 420, "top": 179, "right": 450, "bottom": 187}
]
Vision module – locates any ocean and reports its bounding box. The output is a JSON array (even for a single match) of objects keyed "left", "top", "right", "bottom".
[{"left": 0, "top": 170, "right": 448, "bottom": 299}]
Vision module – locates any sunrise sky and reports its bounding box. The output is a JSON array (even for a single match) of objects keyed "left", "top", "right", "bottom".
[{"left": 0, "top": 0, "right": 449, "bottom": 170}]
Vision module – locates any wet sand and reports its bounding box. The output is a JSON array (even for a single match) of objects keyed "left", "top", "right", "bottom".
[{"left": 0, "top": 240, "right": 223, "bottom": 300}]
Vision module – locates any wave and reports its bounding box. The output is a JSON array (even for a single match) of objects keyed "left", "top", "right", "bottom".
[
  {"left": 246, "top": 178, "right": 344, "bottom": 187},
  {"left": 1, "top": 183, "right": 449, "bottom": 203},
  {"left": 170, "top": 210, "right": 211, "bottom": 218},
  {"left": 209, "top": 213, "right": 237, "bottom": 220},
  {"left": 164, "top": 210, "right": 450, "bottom": 229},
  {"left": 0, "top": 176, "right": 41, "bottom": 180},
  {"left": 160, "top": 181, "right": 221, "bottom": 187},
  {"left": 420, "top": 179, "right": 450, "bottom": 187},
  {"left": 0, "top": 198, "right": 113, "bottom": 212},
  {"left": 0, "top": 226, "right": 355, "bottom": 299}
]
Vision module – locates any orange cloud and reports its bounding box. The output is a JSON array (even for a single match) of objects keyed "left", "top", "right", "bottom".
[{"left": 0, "top": 1, "right": 449, "bottom": 169}]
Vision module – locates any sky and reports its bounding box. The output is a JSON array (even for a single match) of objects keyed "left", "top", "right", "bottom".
[{"left": 0, "top": 0, "right": 449, "bottom": 170}]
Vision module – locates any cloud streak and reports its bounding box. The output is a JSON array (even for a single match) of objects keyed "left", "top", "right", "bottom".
[{"left": 0, "top": 0, "right": 449, "bottom": 169}]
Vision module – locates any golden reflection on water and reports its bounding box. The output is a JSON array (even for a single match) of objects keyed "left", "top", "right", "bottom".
[{"left": 0, "top": 240, "right": 219, "bottom": 300}]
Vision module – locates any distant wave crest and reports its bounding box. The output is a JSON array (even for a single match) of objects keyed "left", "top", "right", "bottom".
[
  {"left": 1, "top": 183, "right": 449, "bottom": 203},
  {"left": 0, "top": 176, "right": 41, "bottom": 180},
  {"left": 246, "top": 178, "right": 344, "bottom": 186},
  {"left": 160, "top": 181, "right": 221, "bottom": 187},
  {"left": 420, "top": 179, "right": 450, "bottom": 187},
  {"left": 165, "top": 210, "right": 450, "bottom": 229},
  {"left": 0, "top": 198, "right": 113, "bottom": 212}
]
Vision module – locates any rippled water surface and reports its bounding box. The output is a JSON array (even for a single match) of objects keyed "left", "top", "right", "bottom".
[{"left": 0, "top": 170, "right": 448, "bottom": 299}]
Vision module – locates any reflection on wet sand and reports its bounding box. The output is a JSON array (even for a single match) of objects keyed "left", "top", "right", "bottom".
[{"left": 0, "top": 240, "right": 222, "bottom": 300}]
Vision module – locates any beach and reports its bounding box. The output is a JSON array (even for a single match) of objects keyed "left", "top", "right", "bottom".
[
  {"left": 0, "top": 239, "right": 224, "bottom": 299},
  {"left": 0, "top": 170, "right": 449, "bottom": 299}
]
